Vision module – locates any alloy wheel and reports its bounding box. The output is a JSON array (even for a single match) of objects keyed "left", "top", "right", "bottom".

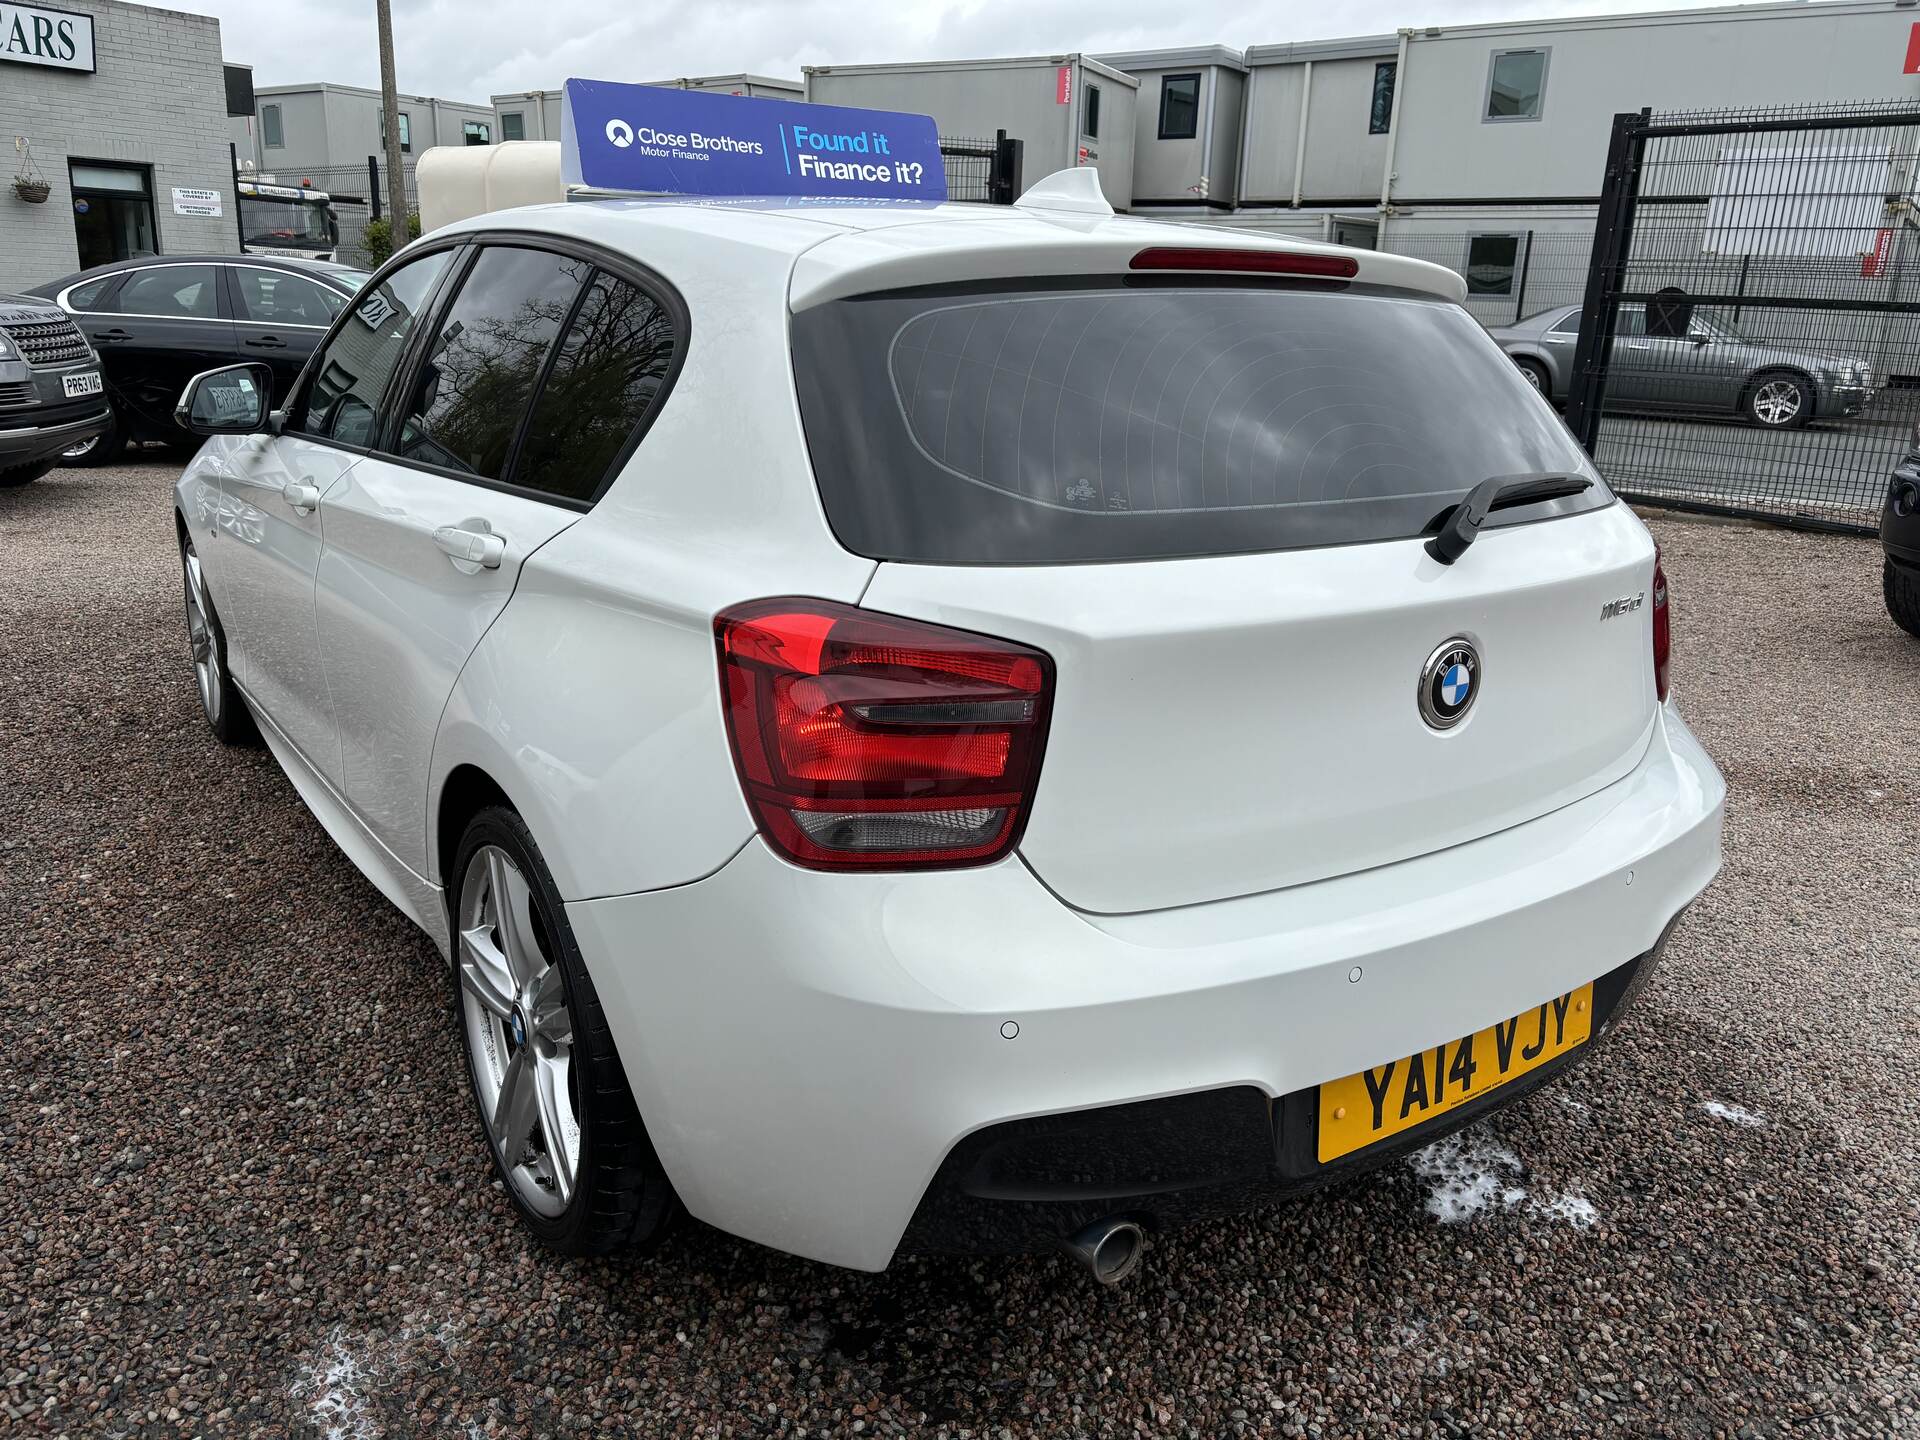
[
  {"left": 1752, "top": 378, "right": 1803, "bottom": 426},
  {"left": 180, "top": 538, "right": 220, "bottom": 723},
  {"left": 458, "top": 845, "right": 580, "bottom": 1218},
  {"left": 1520, "top": 364, "right": 1546, "bottom": 393}
]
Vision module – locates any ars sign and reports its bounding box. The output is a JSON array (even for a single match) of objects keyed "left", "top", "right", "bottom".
[{"left": 0, "top": 3, "right": 96, "bottom": 73}]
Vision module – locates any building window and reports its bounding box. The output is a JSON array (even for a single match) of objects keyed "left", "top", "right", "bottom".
[
  {"left": 381, "top": 111, "right": 412, "bottom": 153},
  {"left": 501, "top": 112, "right": 525, "bottom": 141},
  {"left": 1369, "top": 62, "right": 1396, "bottom": 135},
  {"left": 1157, "top": 73, "right": 1201, "bottom": 141},
  {"left": 1084, "top": 83, "right": 1101, "bottom": 139},
  {"left": 1485, "top": 48, "right": 1548, "bottom": 122},
  {"left": 1465, "top": 234, "right": 1522, "bottom": 295},
  {"left": 262, "top": 103, "right": 284, "bottom": 149},
  {"left": 69, "top": 162, "right": 158, "bottom": 270},
  {"left": 463, "top": 120, "right": 491, "bottom": 146}
]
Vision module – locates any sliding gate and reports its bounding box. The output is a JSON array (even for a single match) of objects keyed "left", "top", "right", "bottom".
[{"left": 1565, "top": 101, "right": 1920, "bottom": 534}]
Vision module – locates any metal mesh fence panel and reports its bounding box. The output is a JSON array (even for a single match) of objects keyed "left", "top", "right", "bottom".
[
  {"left": 1382, "top": 228, "right": 1597, "bottom": 332},
  {"left": 1567, "top": 101, "right": 1920, "bottom": 533},
  {"left": 940, "top": 137, "right": 997, "bottom": 203}
]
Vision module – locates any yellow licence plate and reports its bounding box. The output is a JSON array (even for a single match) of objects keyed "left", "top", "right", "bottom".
[{"left": 1317, "top": 984, "right": 1595, "bottom": 1163}]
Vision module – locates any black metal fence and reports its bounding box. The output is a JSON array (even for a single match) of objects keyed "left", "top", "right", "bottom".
[
  {"left": 1566, "top": 100, "right": 1920, "bottom": 534},
  {"left": 939, "top": 132, "right": 1023, "bottom": 205},
  {"left": 1383, "top": 227, "right": 1595, "bottom": 332}
]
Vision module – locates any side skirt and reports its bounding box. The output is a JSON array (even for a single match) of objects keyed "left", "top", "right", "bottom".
[{"left": 237, "top": 680, "right": 451, "bottom": 959}]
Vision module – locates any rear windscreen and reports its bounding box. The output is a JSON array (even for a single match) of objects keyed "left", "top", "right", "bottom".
[{"left": 791, "top": 279, "right": 1610, "bottom": 564}]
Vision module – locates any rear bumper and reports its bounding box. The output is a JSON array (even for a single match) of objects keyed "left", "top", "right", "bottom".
[{"left": 567, "top": 707, "right": 1724, "bottom": 1271}]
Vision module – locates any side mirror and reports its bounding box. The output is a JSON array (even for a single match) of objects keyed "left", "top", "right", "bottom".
[{"left": 175, "top": 363, "right": 274, "bottom": 436}]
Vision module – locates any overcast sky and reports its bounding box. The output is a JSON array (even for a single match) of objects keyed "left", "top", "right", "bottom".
[{"left": 206, "top": 0, "right": 1712, "bottom": 101}]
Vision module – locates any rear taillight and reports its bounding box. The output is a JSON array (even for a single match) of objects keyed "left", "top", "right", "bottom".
[
  {"left": 1651, "top": 549, "right": 1671, "bottom": 703},
  {"left": 715, "top": 598, "right": 1054, "bottom": 871},
  {"left": 1129, "top": 246, "right": 1360, "bottom": 279}
]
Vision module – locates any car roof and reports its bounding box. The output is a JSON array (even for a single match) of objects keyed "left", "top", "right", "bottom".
[
  {"left": 425, "top": 196, "right": 1470, "bottom": 310},
  {"left": 26, "top": 253, "right": 367, "bottom": 298}
]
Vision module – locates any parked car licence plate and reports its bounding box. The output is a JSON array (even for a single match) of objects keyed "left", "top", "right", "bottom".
[
  {"left": 1317, "top": 983, "right": 1595, "bottom": 1162},
  {"left": 63, "top": 371, "right": 102, "bottom": 398}
]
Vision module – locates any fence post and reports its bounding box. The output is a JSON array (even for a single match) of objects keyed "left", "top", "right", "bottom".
[
  {"left": 1732, "top": 252, "right": 1750, "bottom": 325},
  {"left": 1564, "top": 109, "right": 1649, "bottom": 457},
  {"left": 368, "top": 155, "right": 382, "bottom": 222},
  {"left": 992, "top": 130, "right": 1023, "bottom": 205},
  {"left": 1512, "top": 229, "right": 1535, "bottom": 324},
  {"left": 230, "top": 142, "right": 247, "bottom": 253}
]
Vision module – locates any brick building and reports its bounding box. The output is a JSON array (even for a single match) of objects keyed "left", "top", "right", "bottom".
[{"left": 0, "top": 0, "right": 237, "bottom": 293}]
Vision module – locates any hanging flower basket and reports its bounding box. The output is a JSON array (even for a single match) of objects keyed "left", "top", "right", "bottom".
[{"left": 13, "top": 177, "right": 51, "bottom": 204}]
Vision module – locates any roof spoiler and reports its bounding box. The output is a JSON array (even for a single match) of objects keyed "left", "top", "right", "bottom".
[{"left": 1014, "top": 167, "right": 1114, "bottom": 218}]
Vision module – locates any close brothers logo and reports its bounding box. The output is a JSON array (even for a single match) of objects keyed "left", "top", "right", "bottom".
[{"left": 605, "top": 119, "right": 634, "bottom": 148}]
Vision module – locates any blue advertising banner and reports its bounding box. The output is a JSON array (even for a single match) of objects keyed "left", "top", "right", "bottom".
[{"left": 560, "top": 79, "right": 948, "bottom": 202}]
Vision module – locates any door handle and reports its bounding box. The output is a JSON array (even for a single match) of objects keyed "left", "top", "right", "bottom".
[
  {"left": 1626, "top": 342, "right": 1651, "bottom": 350},
  {"left": 281, "top": 479, "right": 321, "bottom": 512},
  {"left": 433, "top": 524, "right": 506, "bottom": 570},
  {"left": 96, "top": 329, "right": 132, "bottom": 343},
  {"left": 246, "top": 336, "right": 289, "bottom": 350}
]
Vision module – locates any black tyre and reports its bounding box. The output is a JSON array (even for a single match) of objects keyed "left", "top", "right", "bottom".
[
  {"left": 177, "top": 527, "right": 260, "bottom": 746},
  {"left": 1512, "top": 356, "right": 1554, "bottom": 401},
  {"left": 450, "top": 806, "right": 679, "bottom": 1256},
  {"left": 1744, "top": 371, "right": 1812, "bottom": 429},
  {"left": 1886, "top": 560, "right": 1920, "bottom": 639},
  {"left": 60, "top": 403, "right": 126, "bottom": 467},
  {"left": 0, "top": 458, "right": 55, "bottom": 487}
]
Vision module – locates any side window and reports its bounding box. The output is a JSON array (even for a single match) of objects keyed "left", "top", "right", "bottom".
[
  {"left": 1616, "top": 308, "right": 1647, "bottom": 338},
  {"left": 1548, "top": 310, "right": 1581, "bottom": 336},
  {"left": 262, "top": 103, "right": 284, "bottom": 149},
  {"left": 293, "top": 248, "right": 454, "bottom": 449},
  {"left": 1370, "top": 61, "right": 1397, "bottom": 135},
  {"left": 512, "top": 270, "right": 678, "bottom": 504},
  {"left": 390, "top": 245, "right": 589, "bottom": 481},
  {"left": 1084, "top": 83, "right": 1101, "bottom": 140},
  {"left": 232, "top": 269, "right": 347, "bottom": 327},
  {"left": 1464, "top": 234, "right": 1520, "bottom": 296},
  {"left": 66, "top": 275, "right": 117, "bottom": 311},
  {"left": 115, "top": 266, "right": 221, "bottom": 319},
  {"left": 1485, "top": 48, "right": 1549, "bottom": 122},
  {"left": 1157, "top": 74, "right": 1200, "bottom": 141},
  {"left": 501, "top": 112, "right": 525, "bottom": 141}
]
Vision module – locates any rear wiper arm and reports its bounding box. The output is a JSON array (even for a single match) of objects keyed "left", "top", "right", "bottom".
[{"left": 1425, "top": 474, "right": 1593, "bottom": 566}]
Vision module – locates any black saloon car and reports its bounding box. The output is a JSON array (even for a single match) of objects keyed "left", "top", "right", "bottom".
[
  {"left": 1885, "top": 436, "right": 1920, "bottom": 638},
  {"left": 26, "top": 255, "right": 368, "bottom": 465}
]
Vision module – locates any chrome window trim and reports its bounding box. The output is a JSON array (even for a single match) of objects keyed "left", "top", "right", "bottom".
[{"left": 56, "top": 261, "right": 354, "bottom": 326}]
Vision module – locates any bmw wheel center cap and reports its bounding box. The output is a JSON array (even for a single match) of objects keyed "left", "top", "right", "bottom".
[{"left": 1419, "top": 638, "right": 1481, "bottom": 730}]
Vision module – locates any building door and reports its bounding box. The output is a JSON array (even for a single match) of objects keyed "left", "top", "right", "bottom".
[{"left": 70, "top": 163, "right": 158, "bottom": 269}]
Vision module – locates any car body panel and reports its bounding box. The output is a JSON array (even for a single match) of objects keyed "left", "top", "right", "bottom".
[{"left": 0, "top": 292, "right": 109, "bottom": 465}]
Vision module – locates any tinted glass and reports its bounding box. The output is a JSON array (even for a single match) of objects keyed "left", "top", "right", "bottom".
[
  {"left": 1548, "top": 309, "right": 1581, "bottom": 335},
  {"left": 1465, "top": 234, "right": 1519, "bottom": 296},
  {"left": 792, "top": 281, "right": 1606, "bottom": 564},
  {"left": 1084, "top": 84, "right": 1100, "bottom": 139},
  {"left": 294, "top": 248, "right": 453, "bottom": 448},
  {"left": 1370, "top": 62, "right": 1396, "bottom": 135},
  {"left": 232, "top": 268, "right": 346, "bottom": 326},
  {"left": 1159, "top": 74, "right": 1200, "bottom": 140},
  {"left": 502, "top": 112, "right": 525, "bottom": 141},
  {"left": 391, "top": 246, "right": 588, "bottom": 481},
  {"left": 66, "top": 275, "right": 115, "bottom": 311},
  {"left": 1488, "top": 50, "right": 1546, "bottom": 119},
  {"left": 513, "top": 271, "right": 676, "bottom": 503},
  {"left": 116, "top": 266, "right": 219, "bottom": 318}
]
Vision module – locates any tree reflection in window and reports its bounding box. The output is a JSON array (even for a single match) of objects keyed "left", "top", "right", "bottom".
[
  {"left": 513, "top": 272, "right": 678, "bottom": 504},
  {"left": 396, "top": 247, "right": 592, "bottom": 480}
]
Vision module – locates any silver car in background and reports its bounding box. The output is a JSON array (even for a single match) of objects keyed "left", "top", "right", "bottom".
[{"left": 1489, "top": 303, "right": 1875, "bottom": 429}]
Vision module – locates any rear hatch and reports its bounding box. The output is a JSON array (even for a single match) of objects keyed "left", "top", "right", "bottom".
[{"left": 791, "top": 265, "right": 1658, "bottom": 914}]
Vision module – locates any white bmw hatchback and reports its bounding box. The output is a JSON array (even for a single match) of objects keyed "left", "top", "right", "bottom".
[{"left": 171, "top": 182, "right": 1723, "bottom": 1277}]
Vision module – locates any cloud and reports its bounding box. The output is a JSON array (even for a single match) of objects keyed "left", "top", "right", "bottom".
[{"left": 207, "top": 0, "right": 1708, "bottom": 103}]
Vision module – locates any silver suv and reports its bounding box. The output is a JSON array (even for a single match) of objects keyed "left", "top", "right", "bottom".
[{"left": 1489, "top": 303, "right": 1874, "bottom": 429}]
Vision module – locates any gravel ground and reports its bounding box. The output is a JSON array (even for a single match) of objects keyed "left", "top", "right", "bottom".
[{"left": 2, "top": 458, "right": 1917, "bottom": 1439}]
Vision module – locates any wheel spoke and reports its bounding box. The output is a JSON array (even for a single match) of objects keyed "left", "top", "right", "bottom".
[
  {"left": 487, "top": 849, "right": 538, "bottom": 989},
  {"left": 493, "top": 1048, "right": 536, "bottom": 1158},
  {"left": 458, "top": 926, "right": 515, "bottom": 1019},
  {"left": 534, "top": 1051, "right": 577, "bottom": 1205},
  {"left": 529, "top": 964, "right": 571, "bottom": 1045}
]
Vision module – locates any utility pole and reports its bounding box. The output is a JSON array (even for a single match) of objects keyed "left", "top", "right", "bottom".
[{"left": 376, "top": 0, "right": 408, "bottom": 241}]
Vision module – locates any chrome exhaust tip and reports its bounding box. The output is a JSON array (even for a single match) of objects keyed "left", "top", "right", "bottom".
[{"left": 1061, "top": 1217, "right": 1146, "bottom": 1285}]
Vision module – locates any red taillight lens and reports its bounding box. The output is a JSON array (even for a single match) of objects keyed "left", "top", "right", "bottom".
[
  {"left": 715, "top": 598, "right": 1054, "bottom": 871},
  {"left": 1651, "top": 549, "right": 1672, "bottom": 703},
  {"left": 1129, "top": 246, "right": 1359, "bottom": 278}
]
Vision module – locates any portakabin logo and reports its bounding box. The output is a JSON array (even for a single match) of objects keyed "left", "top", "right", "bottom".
[{"left": 605, "top": 118, "right": 634, "bottom": 148}]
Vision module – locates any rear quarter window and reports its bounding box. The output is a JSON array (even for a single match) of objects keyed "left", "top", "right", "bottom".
[{"left": 791, "top": 279, "right": 1609, "bottom": 564}]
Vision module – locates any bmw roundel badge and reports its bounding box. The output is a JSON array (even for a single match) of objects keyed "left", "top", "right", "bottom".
[{"left": 1419, "top": 638, "right": 1481, "bottom": 730}]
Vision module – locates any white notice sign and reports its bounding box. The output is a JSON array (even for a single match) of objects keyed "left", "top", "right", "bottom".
[{"left": 172, "top": 187, "right": 224, "bottom": 218}]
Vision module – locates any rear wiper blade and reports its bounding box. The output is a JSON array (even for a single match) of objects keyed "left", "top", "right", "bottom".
[{"left": 1425, "top": 474, "right": 1593, "bottom": 566}]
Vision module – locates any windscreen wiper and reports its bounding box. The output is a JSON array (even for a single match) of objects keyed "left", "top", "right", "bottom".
[{"left": 1425, "top": 474, "right": 1593, "bottom": 566}]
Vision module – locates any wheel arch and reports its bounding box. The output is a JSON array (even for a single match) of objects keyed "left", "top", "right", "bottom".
[
  {"left": 1739, "top": 364, "right": 1817, "bottom": 419},
  {"left": 435, "top": 762, "right": 519, "bottom": 900}
]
